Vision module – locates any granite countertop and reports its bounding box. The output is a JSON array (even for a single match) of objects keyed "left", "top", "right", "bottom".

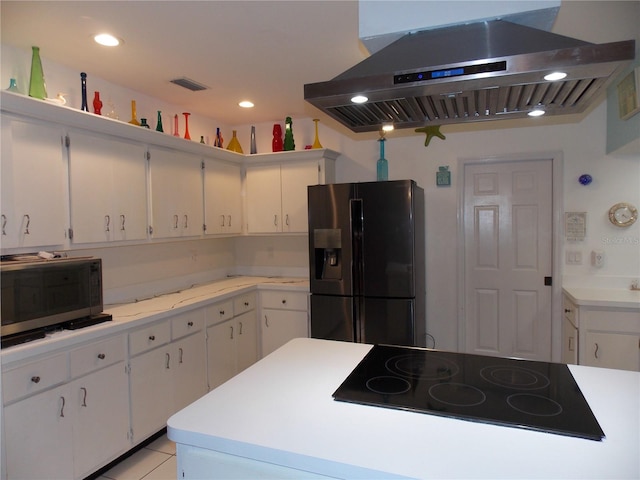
[
  {"left": 563, "top": 286, "right": 640, "bottom": 309},
  {"left": 168, "top": 338, "right": 640, "bottom": 479},
  {"left": 0, "top": 276, "right": 308, "bottom": 365}
]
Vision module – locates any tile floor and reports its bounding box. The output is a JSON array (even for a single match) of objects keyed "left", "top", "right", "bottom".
[{"left": 97, "top": 434, "right": 177, "bottom": 480}]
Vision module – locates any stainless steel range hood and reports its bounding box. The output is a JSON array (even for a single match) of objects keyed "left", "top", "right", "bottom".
[{"left": 304, "top": 20, "right": 635, "bottom": 132}]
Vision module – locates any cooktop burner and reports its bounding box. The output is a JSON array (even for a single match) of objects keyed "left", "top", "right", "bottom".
[{"left": 333, "top": 345, "right": 605, "bottom": 441}]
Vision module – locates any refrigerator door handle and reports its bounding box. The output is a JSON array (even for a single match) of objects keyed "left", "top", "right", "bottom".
[{"left": 350, "top": 198, "right": 363, "bottom": 297}]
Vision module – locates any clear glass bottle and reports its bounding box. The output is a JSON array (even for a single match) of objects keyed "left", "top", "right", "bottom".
[
  {"left": 377, "top": 137, "right": 388, "bottom": 181},
  {"left": 28, "top": 46, "right": 47, "bottom": 99}
]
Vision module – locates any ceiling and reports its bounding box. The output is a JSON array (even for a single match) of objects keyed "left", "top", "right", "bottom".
[{"left": 1, "top": 1, "right": 637, "bottom": 135}]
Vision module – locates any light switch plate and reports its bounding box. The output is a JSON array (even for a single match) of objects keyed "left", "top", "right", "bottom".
[{"left": 566, "top": 251, "right": 583, "bottom": 265}]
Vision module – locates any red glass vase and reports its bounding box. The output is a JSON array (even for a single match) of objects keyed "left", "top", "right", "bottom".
[
  {"left": 93, "top": 91, "right": 103, "bottom": 115},
  {"left": 272, "top": 124, "right": 283, "bottom": 152}
]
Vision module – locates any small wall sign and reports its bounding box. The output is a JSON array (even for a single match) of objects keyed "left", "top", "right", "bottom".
[
  {"left": 565, "top": 212, "right": 587, "bottom": 241},
  {"left": 436, "top": 166, "right": 451, "bottom": 186}
]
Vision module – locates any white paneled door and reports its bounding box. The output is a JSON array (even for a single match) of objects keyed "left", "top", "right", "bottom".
[{"left": 463, "top": 159, "right": 553, "bottom": 361}]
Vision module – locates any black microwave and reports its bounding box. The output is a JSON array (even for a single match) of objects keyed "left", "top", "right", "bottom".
[{"left": 1, "top": 257, "right": 108, "bottom": 347}]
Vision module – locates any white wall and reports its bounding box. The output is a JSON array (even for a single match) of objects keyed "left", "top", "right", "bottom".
[{"left": 2, "top": 1, "right": 639, "bottom": 353}]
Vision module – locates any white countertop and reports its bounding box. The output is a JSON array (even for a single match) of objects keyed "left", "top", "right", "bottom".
[
  {"left": 168, "top": 338, "right": 640, "bottom": 480},
  {"left": 0, "top": 276, "right": 308, "bottom": 366},
  {"left": 563, "top": 286, "right": 640, "bottom": 309}
]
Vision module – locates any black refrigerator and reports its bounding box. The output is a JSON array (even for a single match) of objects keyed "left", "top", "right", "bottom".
[{"left": 308, "top": 180, "right": 425, "bottom": 347}]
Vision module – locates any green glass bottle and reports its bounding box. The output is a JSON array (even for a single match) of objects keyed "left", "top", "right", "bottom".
[
  {"left": 283, "top": 117, "right": 295, "bottom": 151},
  {"left": 155, "top": 111, "right": 164, "bottom": 132},
  {"left": 376, "top": 137, "right": 388, "bottom": 181},
  {"left": 28, "top": 46, "right": 47, "bottom": 99}
]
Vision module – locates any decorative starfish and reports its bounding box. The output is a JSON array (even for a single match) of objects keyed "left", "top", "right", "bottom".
[{"left": 415, "top": 125, "right": 446, "bottom": 147}]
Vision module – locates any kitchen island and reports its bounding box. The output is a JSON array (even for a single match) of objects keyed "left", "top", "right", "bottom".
[{"left": 167, "top": 338, "right": 640, "bottom": 479}]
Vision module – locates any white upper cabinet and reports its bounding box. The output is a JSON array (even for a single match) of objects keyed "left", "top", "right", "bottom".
[
  {"left": 204, "top": 160, "right": 242, "bottom": 235},
  {"left": 68, "top": 130, "right": 148, "bottom": 244},
  {"left": 149, "top": 146, "right": 204, "bottom": 239},
  {"left": 245, "top": 152, "right": 336, "bottom": 234},
  {"left": 1, "top": 114, "right": 67, "bottom": 248}
]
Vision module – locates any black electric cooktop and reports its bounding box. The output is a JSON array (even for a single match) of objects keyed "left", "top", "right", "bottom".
[{"left": 333, "top": 345, "right": 605, "bottom": 441}]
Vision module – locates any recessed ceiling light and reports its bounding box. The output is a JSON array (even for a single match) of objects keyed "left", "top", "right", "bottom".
[
  {"left": 544, "top": 72, "right": 567, "bottom": 81},
  {"left": 94, "top": 33, "right": 121, "bottom": 47},
  {"left": 239, "top": 101, "right": 254, "bottom": 108},
  {"left": 351, "top": 95, "right": 368, "bottom": 104}
]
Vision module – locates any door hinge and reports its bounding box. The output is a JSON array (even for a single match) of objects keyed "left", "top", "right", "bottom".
[
  {"left": 68, "top": 228, "right": 74, "bottom": 239},
  {"left": 544, "top": 276, "right": 552, "bottom": 286}
]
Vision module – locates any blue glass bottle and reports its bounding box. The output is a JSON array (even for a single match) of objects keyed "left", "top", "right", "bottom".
[{"left": 377, "top": 137, "right": 388, "bottom": 181}]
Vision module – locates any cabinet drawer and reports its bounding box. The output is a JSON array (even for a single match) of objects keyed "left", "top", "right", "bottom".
[
  {"left": 172, "top": 309, "right": 204, "bottom": 339},
  {"left": 129, "top": 320, "right": 171, "bottom": 356},
  {"left": 234, "top": 292, "right": 256, "bottom": 315},
  {"left": 2, "top": 352, "right": 68, "bottom": 405},
  {"left": 207, "top": 299, "right": 234, "bottom": 326},
  {"left": 70, "top": 335, "right": 126, "bottom": 378},
  {"left": 261, "top": 290, "right": 308, "bottom": 311}
]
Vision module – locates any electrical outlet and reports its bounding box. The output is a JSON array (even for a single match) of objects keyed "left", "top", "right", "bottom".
[{"left": 566, "top": 251, "right": 582, "bottom": 265}]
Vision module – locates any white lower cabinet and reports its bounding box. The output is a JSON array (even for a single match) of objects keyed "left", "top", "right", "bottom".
[
  {"left": 2, "top": 335, "right": 129, "bottom": 480},
  {"left": 260, "top": 290, "right": 309, "bottom": 357},
  {"left": 129, "top": 309, "right": 206, "bottom": 443},
  {"left": 206, "top": 293, "right": 258, "bottom": 390},
  {"left": 577, "top": 306, "right": 640, "bottom": 371}
]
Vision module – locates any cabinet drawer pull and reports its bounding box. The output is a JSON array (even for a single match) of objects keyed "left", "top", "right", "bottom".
[
  {"left": 220, "top": 214, "right": 225, "bottom": 227},
  {"left": 239, "top": 322, "right": 243, "bottom": 335},
  {"left": 219, "top": 310, "right": 225, "bottom": 316},
  {"left": 173, "top": 214, "right": 179, "bottom": 229},
  {"left": 23, "top": 214, "right": 30, "bottom": 235},
  {"left": 149, "top": 335, "right": 156, "bottom": 341},
  {"left": 594, "top": 342, "right": 599, "bottom": 359},
  {"left": 120, "top": 214, "right": 126, "bottom": 231},
  {"left": 104, "top": 214, "right": 110, "bottom": 232},
  {"left": 81, "top": 387, "right": 88, "bottom": 407},
  {"left": 179, "top": 347, "right": 184, "bottom": 364},
  {"left": 31, "top": 376, "right": 41, "bottom": 384},
  {"left": 244, "top": 301, "right": 249, "bottom": 307},
  {"left": 230, "top": 325, "right": 234, "bottom": 340},
  {"left": 60, "top": 396, "right": 66, "bottom": 418},
  {"left": 564, "top": 308, "right": 571, "bottom": 313},
  {"left": 227, "top": 215, "right": 232, "bottom": 227},
  {"left": 97, "top": 353, "right": 106, "bottom": 360},
  {"left": 187, "top": 321, "right": 194, "bottom": 327},
  {"left": 274, "top": 214, "right": 278, "bottom": 226},
  {"left": 264, "top": 315, "right": 269, "bottom": 328},
  {"left": 285, "top": 214, "right": 290, "bottom": 226},
  {"left": 183, "top": 214, "right": 188, "bottom": 228},
  {"left": 282, "top": 299, "right": 287, "bottom": 304},
  {"left": 166, "top": 352, "right": 171, "bottom": 369},
  {"left": 1, "top": 214, "right": 6, "bottom": 235}
]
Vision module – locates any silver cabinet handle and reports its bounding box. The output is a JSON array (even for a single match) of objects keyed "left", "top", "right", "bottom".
[
  {"left": 166, "top": 352, "right": 170, "bottom": 369},
  {"left": 81, "top": 387, "right": 87, "bottom": 407},
  {"left": 120, "top": 214, "right": 126, "bottom": 231},
  {"left": 594, "top": 343, "right": 599, "bottom": 359},
  {"left": 1, "top": 214, "right": 6, "bottom": 235},
  {"left": 179, "top": 347, "right": 184, "bottom": 364},
  {"left": 104, "top": 214, "right": 110, "bottom": 232},
  {"left": 173, "top": 214, "right": 179, "bottom": 229},
  {"left": 183, "top": 214, "right": 188, "bottom": 228},
  {"left": 97, "top": 353, "right": 106, "bottom": 360},
  {"left": 285, "top": 214, "right": 290, "bottom": 226},
  {"left": 264, "top": 315, "right": 269, "bottom": 328},
  {"left": 229, "top": 325, "right": 234, "bottom": 340},
  {"left": 60, "top": 396, "right": 66, "bottom": 418},
  {"left": 274, "top": 214, "right": 278, "bottom": 226},
  {"left": 220, "top": 214, "right": 225, "bottom": 227},
  {"left": 31, "top": 376, "right": 41, "bottom": 384},
  {"left": 238, "top": 322, "right": 243, "bottom": 335},
  {"left": 227, "top": 215, "right": 232, "bottom": 227},
  {"left": 23, "top": 214, "right": 30, "bottom": 234}
]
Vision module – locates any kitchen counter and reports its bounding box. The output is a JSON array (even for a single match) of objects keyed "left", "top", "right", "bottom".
[
  {"left": 563, "top": 286, "right": 640, "bottom": 309},
  {"left": 168, "top": 338, "right": 640, "bottom": 480},
  {"left": 0, "top": 276, "right": 308, "bottom": 365}
]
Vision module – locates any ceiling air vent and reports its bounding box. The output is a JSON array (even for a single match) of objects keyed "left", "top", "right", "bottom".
[{"left": 170, "top": 77, "right": 209, "bottom": 92}]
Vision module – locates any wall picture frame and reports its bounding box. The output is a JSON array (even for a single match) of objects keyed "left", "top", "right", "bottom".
[{"left": 616, "top": 67, "right": 640, "bottom": 120}]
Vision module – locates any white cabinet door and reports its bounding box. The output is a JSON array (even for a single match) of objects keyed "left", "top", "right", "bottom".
[
  {"left": 245, "top": 164, "right": 282, "bottom": 233},
  {"left": 261, "top": 309, "right": 309, "bottom": 358},
  {"left": 206, "top": 319, "right": 236, "bottom": 390},
  {"left": 149, "top": 147, "right": 203, "bottom": 238},
  {"left": 236, "top": 310, "right": 258, "bottom": 373},
  {"left": 68, "top": 130, "right": 147, "bottom": 243},
  {"left": 172, "top": 332, "right": 207, "bottom": 412},
  {"left": 4, "top": 384, "right": 74, "bottom": 479},
  {"left": 129, "top": 345, "right": 173, "bottom": 442},
  {"left": 72, "top": 362, "right": 130, "bottom": 479},
  {"left": 583, "top": 331, "right": 640, "bottom": 371},
  {"left": 204, "top": 160, "right": 242, "bottom": 235},
  {"left": 1, "top": 115, "right": 67, "bottom": 248},
  {"left": 280, "top": 162, "right": 319, "bottom": 233}
]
